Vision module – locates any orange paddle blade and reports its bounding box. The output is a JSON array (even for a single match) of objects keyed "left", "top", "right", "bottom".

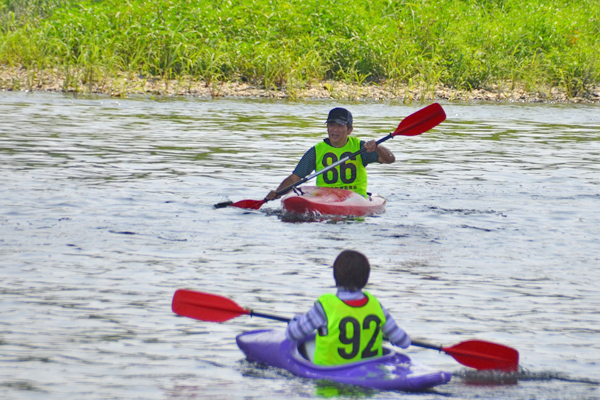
[{"left": 172, "top": 289, "right": 249, "bottom": 322}]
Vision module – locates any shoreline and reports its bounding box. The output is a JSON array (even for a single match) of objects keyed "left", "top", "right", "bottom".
[{"left": 2, "top": 66, "right": 599, "bottom": 104}]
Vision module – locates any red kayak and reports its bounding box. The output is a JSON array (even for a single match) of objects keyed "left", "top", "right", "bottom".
[{"left": 281, "top": 186, "right": 386, "bottom": 217}]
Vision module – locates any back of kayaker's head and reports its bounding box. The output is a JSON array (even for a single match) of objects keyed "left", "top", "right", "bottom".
[
  {"left": 326, "top": 107, "right": 353, "bottom": 129},
  {"left": 333, "top": 250, "right": 370, "bottom": 291}
]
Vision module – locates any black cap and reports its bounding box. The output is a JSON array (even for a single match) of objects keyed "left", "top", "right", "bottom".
[{"left": 325, "top": 108, "right": 353, "bottom": 126}]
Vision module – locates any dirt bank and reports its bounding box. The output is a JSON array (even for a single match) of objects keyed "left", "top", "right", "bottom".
[{"left": 2, "top": 66, "right": 599, "bottom": 103}]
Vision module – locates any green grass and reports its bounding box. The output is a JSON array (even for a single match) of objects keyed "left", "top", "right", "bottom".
[{"left": 1, "top": 0, "right": 599, "bottom": 97}]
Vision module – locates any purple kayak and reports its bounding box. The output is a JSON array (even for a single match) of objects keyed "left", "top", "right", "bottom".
[{"left": 236, "top": 329, "right": 451, "bottom": 391}]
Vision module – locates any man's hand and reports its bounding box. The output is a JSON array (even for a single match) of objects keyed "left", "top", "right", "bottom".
[
  {"left": 265, "top": 190, "right": 278, "bottom": 200},
  {"left": 364, "top": 139, "right": 378, "bottom": 152}
]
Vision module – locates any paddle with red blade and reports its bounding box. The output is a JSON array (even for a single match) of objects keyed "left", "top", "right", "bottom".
[
  {"left": 171, "top": 289, "right": 519, "bottom": 372},
  {"left": 214, "top": 102, "right": 446, "bottom": 210},
  {"left": 172, "top": 289, "right": 289, "bottom": 323},
  {"left": 410, "top": 339, "right": 519, "bottom": 372}
]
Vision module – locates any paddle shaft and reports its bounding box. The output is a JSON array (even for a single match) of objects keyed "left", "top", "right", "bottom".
[
  {"left": 219, "top": 103, "right": 445, "bottom": 210},
  {"left": 172, "top": 289, "right": 518, "bottom": 371},
  {"left": 246, "top": 311, "right": 519, "bottom": 372},
  {"left": 254, "top": 317, "right": 440, "bottom": 345},
  {"left": 279, "top": 101, "right": 445, "bottom": 197},
  {"left": 250, "top": 310, "right": 291, "bottom": 323},
  {"left": 274, "top": 134, "right": 394, "bottom": 198},
  {"left": 410, "top": 339, "right": 442, "bottom": 351},
  {"left": 204, "top": 304, "right": 518, "bottom": 371}
]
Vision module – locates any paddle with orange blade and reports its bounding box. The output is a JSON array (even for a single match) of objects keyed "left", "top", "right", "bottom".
[
  {"left": 214, "top": 102, "right": 447, "bottom": 210},
  {"left": 171, "top": 289, "right": 519, "bottom": 372}
]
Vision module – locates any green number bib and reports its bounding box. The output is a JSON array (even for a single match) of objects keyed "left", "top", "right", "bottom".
[
  {"left": 315, "top": 137, "right": 368, "bottom": 197},
  {"left": 313, "top": 292, "right": 386, "bottom": 366}
]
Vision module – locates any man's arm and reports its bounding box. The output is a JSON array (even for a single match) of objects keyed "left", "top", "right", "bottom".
[
  {"left": 364, "top": 140, "right": 395, "bottom": 164},
  {"left": 265, "top": 147, "right": 317, "bottom": 200},
  {"left": 265, "top": 173, "right": 302, "bottom": 200}
]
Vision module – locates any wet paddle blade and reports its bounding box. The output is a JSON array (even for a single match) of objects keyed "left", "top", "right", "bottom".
[
  {"left": 230, "top": 199, "right": 267, "bottom": 210},
  {"left": 172, "top": 289, "right": 250, "bottom": 322},
  {"left": 443, "top": 340, "right": 519, "bottom": 372},
  {"left": 392, "top": 103, "right": 446, "bottom": 137}
]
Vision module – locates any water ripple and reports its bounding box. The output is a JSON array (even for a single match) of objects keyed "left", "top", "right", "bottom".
[{"left": 0, "top": 93, "right": 599, "bottom": 399}]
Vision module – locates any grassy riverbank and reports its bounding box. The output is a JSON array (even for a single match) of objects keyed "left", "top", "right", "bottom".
[{"left": 1, "top": 0, "right": 599, "bottom": 102}]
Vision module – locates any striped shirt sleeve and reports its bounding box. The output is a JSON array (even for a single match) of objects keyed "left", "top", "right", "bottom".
[
  {"left": 286, "top": 301, "right": 326, "bottom": 341},
  {"left": 380, "top": 305, "right": 411, "bottom": 349}
]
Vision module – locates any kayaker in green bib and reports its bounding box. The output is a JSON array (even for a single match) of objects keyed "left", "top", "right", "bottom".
[
  {"left": 265, "top": 107, "right": 395, "bottom": 200},
  {"left": 286, "top": 250, "right": 410, "bottom": 366}
]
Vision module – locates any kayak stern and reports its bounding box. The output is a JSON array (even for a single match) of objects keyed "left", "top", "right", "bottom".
[{"left": 236, "top": 329, "right": 451, "bottom": 391}]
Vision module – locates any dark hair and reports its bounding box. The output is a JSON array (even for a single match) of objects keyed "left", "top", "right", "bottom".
[{"left": 333, "top": 250, "right": 370, "bottom": 290}]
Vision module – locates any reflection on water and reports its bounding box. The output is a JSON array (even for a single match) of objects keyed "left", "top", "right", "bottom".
[
  {"left": 314, "top": 381, "right": 377, "bottom": 398},
  {"left": 0, "top": 92, "right": 599, "bottom": 400}
]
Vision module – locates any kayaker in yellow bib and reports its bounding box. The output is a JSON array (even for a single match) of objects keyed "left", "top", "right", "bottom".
[
  {"left": 265, "top": 108, "right": 395, "bottom": 200},
  {"left": 286, "top": 250, "right": 410, "bottom": 366}
]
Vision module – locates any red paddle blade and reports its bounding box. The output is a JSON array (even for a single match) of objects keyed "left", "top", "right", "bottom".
[
  {"left": 443, "top": 340, "right": 519, "bottom": 372},
  {"left": 172, "top": 289, "right": 250, "bottom": 322},
  {"left": 392, "top": 103, "right": 446, "bottom": 137},
  {"left": 230, "top": 199, "right": 266, "bottom": 210}
]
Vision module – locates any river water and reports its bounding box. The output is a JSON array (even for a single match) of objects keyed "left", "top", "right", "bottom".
[{"left": 0, "top": 92, "right": 599, "bottom": 400}]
